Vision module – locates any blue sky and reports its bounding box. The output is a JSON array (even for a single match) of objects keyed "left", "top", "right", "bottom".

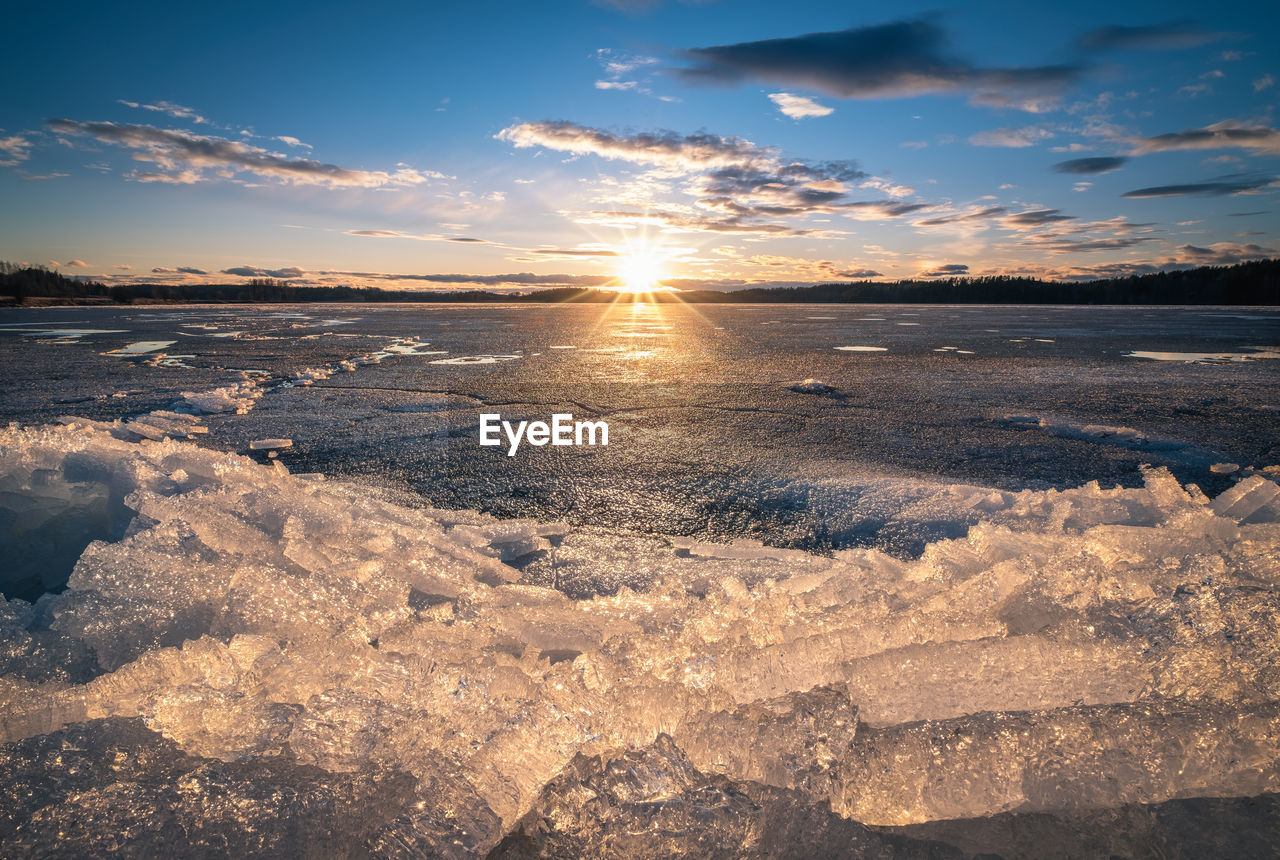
[{"left": 2, "top": 0, "right": 1277, "bottom": 290}]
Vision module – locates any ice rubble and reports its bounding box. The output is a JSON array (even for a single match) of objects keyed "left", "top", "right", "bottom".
[{"left": 1, "top": 421, "right": 1279, "bottom": 855}]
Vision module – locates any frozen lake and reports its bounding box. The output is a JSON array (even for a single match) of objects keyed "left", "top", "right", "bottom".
[
  {"left": 3, "top": 301, "right": 1280, "bottom": 857},
  {"left": 1, "top": 302, "right": 1276, "bottom": 556}
]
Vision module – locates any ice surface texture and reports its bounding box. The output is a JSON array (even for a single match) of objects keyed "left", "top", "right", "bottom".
[{"left": 2, "top": 422, "right": 1280, "bottom": 856}]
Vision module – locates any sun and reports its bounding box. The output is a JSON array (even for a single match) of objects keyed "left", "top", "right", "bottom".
[{"left": 615, "top": 250, "right": 665, "bottom": 293}]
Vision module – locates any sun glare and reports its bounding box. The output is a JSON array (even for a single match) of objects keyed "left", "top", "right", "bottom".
[{"left": 615, "top": 250, "right": 665, "bottom": 293}]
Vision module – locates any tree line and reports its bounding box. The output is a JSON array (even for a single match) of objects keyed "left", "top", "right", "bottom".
[{"left": 1, "top": 259, "right": 1276, "bottom": 305}]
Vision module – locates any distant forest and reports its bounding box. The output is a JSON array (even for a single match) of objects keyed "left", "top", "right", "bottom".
[{"left": 1, "top": 258, "right": 1277, "bottom": 305}]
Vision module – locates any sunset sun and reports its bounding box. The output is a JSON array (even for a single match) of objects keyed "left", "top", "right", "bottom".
[{"left": 615, "top": 250, "right": 666, "bottom": 293}]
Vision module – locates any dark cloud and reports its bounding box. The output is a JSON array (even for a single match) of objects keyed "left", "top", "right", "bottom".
[
  {"left": 837, "top": 268, "right": 883, "bottom": 278},
  {"left": 221, "top": 266, "right": 307, "bottom": 279},
  {"left": 1131, "top": 124, "right": 1280, "bottom": 155},
  {"left": 1003, "top": 209, "right": 1076, "bottom": 227},
  {"left": 1122, "top": 175, "right": 1275, "bottom": 198},
  {"left": 46, "top": 120, "right": 438, "bottom": 187},
  {"left": 676, "top": 19, "right": 1079, "bottom": 100},
  {"left": 1052, "top": 156, "right": 1129, "bottom": 174},
  {"left": 842, "top": 201, "right": 932, "bottom": 218},
  {"left": 1026, "top": 236, "right": 1158, "bottom": 253},
  {"left": 1078, "top": 22, "right": 1223, "bottom": 52},
  {"left": 1227, "top": 211, "right": 1269, "bottom": 217},
  {"left": 1176, "top": 242, "right": 1274, "bottom": 265},
  {"left": 921, "top": 263, "right": 970, "bottom": 277},
  {"left": 177, "top": 266, "right": 208, "bottom": 275}
]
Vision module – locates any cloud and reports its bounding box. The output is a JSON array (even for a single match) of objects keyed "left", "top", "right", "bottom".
[
  {"left": 1175, "top": 241, "right": 1274, "bottom": 265},
  {"left": 117, "top": 99, "right": 208, "bottom": 124},
  {"left": 1003, "top": 209, "right": 1076, "bottom": 228},
  {"left": 1131, "top": 122, "right": 1280, "bottom": 156},
  {"left": 676, "top": 18, "right": 1079, "bottom": 101},
  {"left": 585, "top": 208, "right": 817, "bottom": 236},
  {"left": 527, "top": 248, "right": 619, "bottom": 257},
  {"left": 275, "top": 135, "right": 312, "bottom": 149},
  {"left": 221, "top": 266, "right": 307, "bottom": 278},
  {"left": 592, "top": 48, "right": 671, "bottom": 100},
  {"left": 1052, "top": 156, "right": 1128, "bottom": 174},
  {"left": 913, "top": 206, "right": 1008, "bottom": 227},
  {"left": 345, "top": 229, "right": 493, "bottom": 244},
  {"left": 1255, "top": 75, "right": 1276, "bottom": 93},
  {"left": 767, "top": 92, "right": 834, "bottom": 119},
  {"left": 1177, "top": 83, "right": 1212, "bottom": 98},
  {"left": 497, "top": 121, "right": 769, "bottom": 171},
  {"left": 967, "top": 92, "right": 1061, "bottom": 113},
  {"left": 1122, "top": 174, "right": 1276, "bottom": 198},
  {"left": 177, "top": 266, "right": 208, "bottom": 275},
  {"left": 1078, "top": 22, "right": 1224, "bottom": 52},
  {"left": 838, "top": 268, "right": 883, "bottom": 278},
  {"left": 0, "top": 135, "right": 31, "bottom": 166},
  {"left": 47, "top": 120, "right": 442, "bottom": 188},
  {"left": 1024, "top": 236, "right": 1157, "bottom": 253},
  {"left": 501, "top": 120, "right": 921, "bottom": 233},
  {"left": 969, "top": 126, "right": 1054, "bottom": 148},
  {"left": 64, "top": 260, "right": 90, "bottom": 268},
  {"left": 920, "top": 263, "right": 969, "bottom": 277},
  {"left": 326, "top": 270, "right": 618, "bottom": 288}
]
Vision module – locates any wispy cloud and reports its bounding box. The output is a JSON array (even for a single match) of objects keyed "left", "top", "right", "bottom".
[
  {"left": 1122, "top": 174, "right": 1276, "bottom": 198},
  {"left": 913, "top": 206, "right": 1008, "bottom": 227},
  {"left": 0, "top": 135, "right": 32, "bottom": 166},
  {"left": 1077, "top": 22, "right": 1225, "bottom": 52},
  {"left": 1130, "top": 122, "right": 1280, "bottom": 155},
  {"left": 275, "top": 135, "right": 312, "bottom": 149},
  {"left": 345, "top": 229, "right": 493, "bottom": 243},
  {"left": 675, "top": 19, "right": 1079, "bottom": 103},
  {"left": 47, "top": 120, "right": 442, "bottom": 188},
  {"left": 117, "top": 99, "right": 209, "bottom": 124},
  {"left": 592, "top": 49, "right": 674, "bottom": 101},
  {"left": 767, "top": 92, "right": 834, "bottom": 119},
  {"left": 969, "top": 126, "right": 1054, "bottom": 148},
  {"left": 497, "top": 121, "right": 770, "bottom": 171}
]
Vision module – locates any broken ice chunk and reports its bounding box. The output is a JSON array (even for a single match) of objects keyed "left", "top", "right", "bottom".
[
  {"left": 789, "top": 379, "right": 835, "bottom": 394},
  {"left": 1210, "top": 476, "right": 1280, "bottom": 523},
  {"left": 249, "top": 439, "right": 293, "bottom": 451}
]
